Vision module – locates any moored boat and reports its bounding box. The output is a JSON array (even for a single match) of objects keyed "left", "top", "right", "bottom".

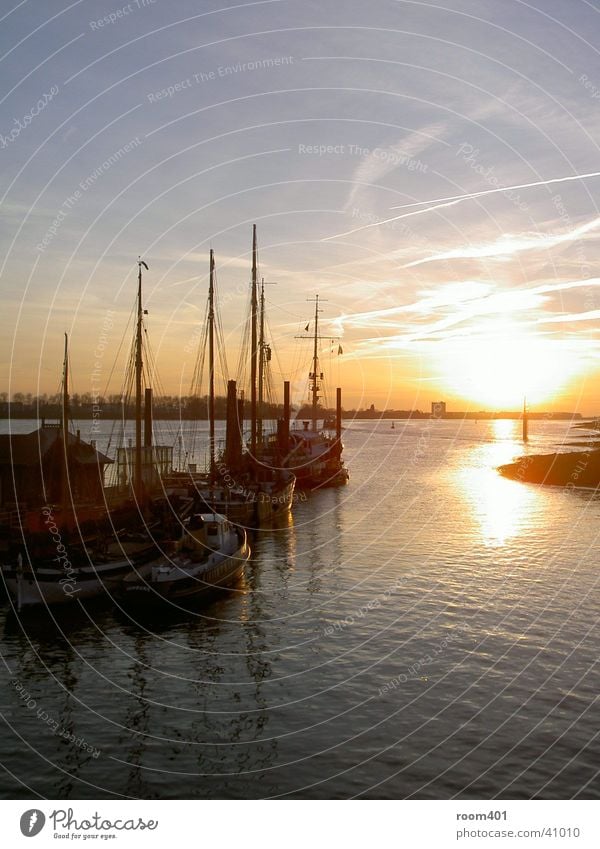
[
  {"left": 121, "top": 512, "right": 249, "bottom": 607},
  {"left": 162, "top": 241, "right": 296, "bottom": 528},
  {"left": 283, "top": 296, "right": 348, "bottom": 489},
  {"left": 2, "top": 539, "right": 157, "bottom": 611},
  {"left": 277, "top": 300, "right": 348, "bottom": 490},
  {"left": 286, "top": 421, "right": 349, "bottom": 489}
]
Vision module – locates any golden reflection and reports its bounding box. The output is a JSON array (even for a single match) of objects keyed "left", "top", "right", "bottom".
[
  {"left": 491, "top": 419, "right": 518, "bottom": 441},
  {"left": 457, "top": 442, "right": 540, "bottom": 546}
]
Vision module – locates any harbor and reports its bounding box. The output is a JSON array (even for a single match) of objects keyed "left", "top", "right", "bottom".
[
  {"left": 0, "top": 230, "right": 349, "bottom": 613},
  {"left": 1, "top": 417, "right": 598, "bottom": 798},
  {"left": 2, "top": 0, "right": 600, "bottom": 824}
]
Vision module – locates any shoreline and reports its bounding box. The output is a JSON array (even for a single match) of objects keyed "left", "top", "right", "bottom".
[{"left": 499, "top": 446, "right": 600, "bottom": 488}]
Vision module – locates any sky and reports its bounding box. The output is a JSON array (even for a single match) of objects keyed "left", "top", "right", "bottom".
[{"left": 1, "top": 0, "right": 600, "bottom": 413}]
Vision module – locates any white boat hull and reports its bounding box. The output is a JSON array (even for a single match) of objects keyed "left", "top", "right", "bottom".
[
  {"left": 2, "top": 558, "right": 136, "bottom": 610},
  {"left": 122, "top": 528, "right": 250, "bottom": 607}
]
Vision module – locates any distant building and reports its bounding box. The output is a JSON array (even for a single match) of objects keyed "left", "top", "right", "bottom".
[{"left": 431, "top": 401, "right": 446, "bottom": 418}]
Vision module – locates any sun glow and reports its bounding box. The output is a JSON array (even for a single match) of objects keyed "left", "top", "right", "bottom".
[{"left": 432, "top": 320, "right": 581, "bottom": 409}]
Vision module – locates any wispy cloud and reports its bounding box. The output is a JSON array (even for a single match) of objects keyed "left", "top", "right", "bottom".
[
  {"left": 538, "top": 308, "right": 600, "bottom": 325},
  {"left": 344, "top": 122, "right": 446, "bottom": 210},
  {"left": 332, "top": 277, "right": 600, "bottom": 352},
  {"left": 403, "top": 216, "right": 600, "bottom": 268}
]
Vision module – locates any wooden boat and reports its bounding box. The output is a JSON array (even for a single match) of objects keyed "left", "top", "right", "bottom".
[
  {"left": 162, "top": 243, "right": 295, "bottom": 527},
  {"left": 1, "top": 262, "right": 189, "bottom": 608},
  {"left": 281, "top": 296, "right": 349, "bottom": 489},
  {"left": 237, "top": 226, "right": 297, "bottom": 518},
  {"left": 255, "top": 471, "right": 296, "bottom": 523},
  {"left": 2, "top": 539, "right": 157, "bottom": 611},
  {"left": 286, "top": 421, "right": 349, "bottom": 489},
  {"left": 121, "top": 512, "right": 249, "bottom": 606},
  {"left": 0, "top": 335, "right": 115, "bottom": 552}
]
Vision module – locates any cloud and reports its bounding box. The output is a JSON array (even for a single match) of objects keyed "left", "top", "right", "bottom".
[
  {"left": 331, "top": 277, "right": 600, "bottom": 353},
  {"left": 323, "top": 170, "right": 600, "bottom": 245},
  {"left": 538, "top": 308, "right": 600, "bottom": 325},
  {"left": 403, "top": 216, "right": 600, "bottom": 268},
  {"left": 344, "top": 122, "right": 447, "bottom": 210}
]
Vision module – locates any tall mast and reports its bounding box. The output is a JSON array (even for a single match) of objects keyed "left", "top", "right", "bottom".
[
  {"left": 62, "top": 332, "right": 69, "bottom": 438},
  {"left": 61, "top": 332, "right": 69, "bottom": 510},
  {"left": 135, "top": 258, "right": 147, "bottom": 499},
  {"left": 250, "top": 224, "right": 258, "bottom": 456},
  {"left": 296, "top": 295, "right": 335, "bottom": 433},
  {"left": 208, "top": 249, "right": 216, "bottom": 477},
  {"left": 257, "top": 277, "right": 265, "bottom": 449},
  {"left": 311, "top": 294, "right": 320, "bottom": 432}
]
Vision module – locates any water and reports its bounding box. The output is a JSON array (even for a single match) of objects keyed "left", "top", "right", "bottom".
[{"left": 1, "top": 418, "right": 599, "bottom": 799}]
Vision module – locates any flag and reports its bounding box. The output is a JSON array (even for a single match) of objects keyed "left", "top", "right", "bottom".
[
  {"left": 304, "top": 323, "right": 310, "bottom": 332},
  {"left": 338, "top": 345, "right": 343, "bottom": 355},
  {"left": 140, "top": 260, "right": 149, "bottom": 270}
]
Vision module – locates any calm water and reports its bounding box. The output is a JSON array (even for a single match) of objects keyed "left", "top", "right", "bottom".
[{"left": 1, "top": 418, "right": 599, "bottom": 799}]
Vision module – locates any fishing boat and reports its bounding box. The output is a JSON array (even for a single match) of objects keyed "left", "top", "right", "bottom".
[
  {"left": 176, "top": 230, "right": 295, "bottom": 525},
  {"left": 1, "top": 262, "right": 188, "bottom": 609},
  {"left": 239, "top": 225, "right": 296, "bottom": 519},
  {"left": 283, "top": 295, "right": 349, "bottom": 489},
  {"left": 3, "top": 538, "right": 157, "bottom": 611},
  {"left": 0, "top": 335, "right": 115, "bottom": 552},
  {"left": 121, "top": 512, "right": 249, "bottom": 606},
  {"left": 287, "top": 422, "right": 349, "bottom": 489},
  {"left": 162, "top": 242, "right": 295, "bottom": 527}
]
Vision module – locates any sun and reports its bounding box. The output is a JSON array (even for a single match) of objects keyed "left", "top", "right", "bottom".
[{"left": 431, "top": 320, "right": 582, "bottom": 409}]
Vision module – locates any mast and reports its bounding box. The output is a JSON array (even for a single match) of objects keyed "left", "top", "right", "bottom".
[
  {"left": 135, "top": 258, "right": 148, "bottom": 500},
  {"left": 296, "top": 295, "right": 336, "bottom": 434},
  {"left": 208, "top": 249, "right": 216, "bottom": 477},
  {"left": 250, "top": 224, "right": 258, "bottom": 456},
  {"left": 336, "top": 387, "right": 342, "bottom": 457},
  {"left": 523, "top": 395, "right": 528, "bottom": 442},
  {"left": 61, "top": 332, "right": 69, "bottom": 510},
  {"left": 257, "top": 277, "right": 265, "bottom": 449},
  {"left": 144, "top": 387, "right": 152, "bottom": 447},
  {"left": 62, "top": 332, "right": 69, "bottom": 439},
  {"left": 311, "top": 294, "right": 320, "bottom": 432}
]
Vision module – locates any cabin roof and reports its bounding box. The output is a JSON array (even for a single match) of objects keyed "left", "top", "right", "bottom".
[{"left": 0, "top": 426, "right": 113, "bottom": 467}]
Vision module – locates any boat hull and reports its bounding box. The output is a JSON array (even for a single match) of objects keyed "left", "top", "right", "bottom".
[
  {"left": 256, "top": 474, "right": 296, "bottom": 523},
  {"left": 121, "top": 533, "right": 250, "bottom": 608},
  {"left": 3, "top": 559, "right": 136, "bottom": 610},
  {"left": 1, "top": 541, "right": 158, "bottom": 610}
]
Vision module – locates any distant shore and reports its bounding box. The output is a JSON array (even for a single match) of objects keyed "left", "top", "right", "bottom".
[{"left": 0, "top": 405, "right": 586, "bottom": 422}]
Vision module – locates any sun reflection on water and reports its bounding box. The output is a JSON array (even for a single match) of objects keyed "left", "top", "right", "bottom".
[{"left": 457, "top": 423, "right": 542, "bottom": 546}]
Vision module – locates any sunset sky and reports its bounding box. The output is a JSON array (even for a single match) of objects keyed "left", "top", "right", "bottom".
[{"left": 2, "top": 0, "right": 600, "bottom": 413}]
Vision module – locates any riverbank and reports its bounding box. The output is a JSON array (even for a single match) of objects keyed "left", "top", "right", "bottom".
[{"left": 499, "top": 447, "right": 600, "bottom": 488}]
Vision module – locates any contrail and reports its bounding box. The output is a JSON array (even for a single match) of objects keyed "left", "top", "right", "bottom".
[
  {"left": 321, "top": 198, "right": 462, "bottom": 241},
  {"left": 389, "top": 169, "right": 600, "bottom": 210},
  {"left": 321, "top": 170, "right": 600, "bottom": 242}
]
